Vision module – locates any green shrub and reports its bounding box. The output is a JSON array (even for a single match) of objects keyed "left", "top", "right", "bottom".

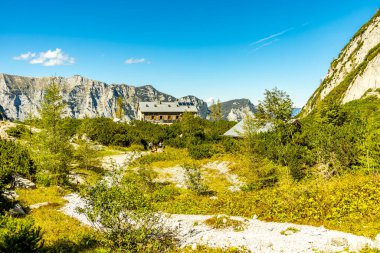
[
  {"left": 188, "top": 144, "right": 214, "bottom": 160},
  {"left": 0, "top": 139, "right": 36, "bottom": 189},
  {"left": 0, "top": 215, "right": 44, "bottom": 253},
  {"left": 6, "top": 125, "right": 31, "bottom": 138},
  {"left": 183, "top": 163, "right": 209, "bottom": 195}
]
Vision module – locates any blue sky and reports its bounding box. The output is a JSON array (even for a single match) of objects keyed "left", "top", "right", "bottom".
[{"left": 0, "top": 0, "right": 378, "bottom": 107}]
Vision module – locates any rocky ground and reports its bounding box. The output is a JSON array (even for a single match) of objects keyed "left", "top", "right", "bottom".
[{"left": 60, "top": 152, "right": 380, "bottom": 252}]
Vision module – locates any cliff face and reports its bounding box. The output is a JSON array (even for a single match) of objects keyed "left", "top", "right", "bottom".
[
  {"left": 220, "top": 99, "right": 256, "bottom": 122},
  {"left": 0, "top": 73, "right": 258, "bottom": 122},
  {"left": 0, "top": 74, "right": 176, "bottom": 121},
  {"left": 302, "top": 10, "right": 380, "bottom": 115}
]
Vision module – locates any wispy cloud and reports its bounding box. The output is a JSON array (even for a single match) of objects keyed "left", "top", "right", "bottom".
[
  {"left": 251, "top": 27, "right": 294, "bottom": 46},
  {"left": 13, "top": 48, "right": 75, "bottom": 66},
  {"left": 252, "top": 39, "right": 280, "bottom": 52},
  {"left": 13, "top": 52, "right": 36, "bottom": 60},
  {"left": 124, "top": 58, "right": 150, "bottom": 64}
]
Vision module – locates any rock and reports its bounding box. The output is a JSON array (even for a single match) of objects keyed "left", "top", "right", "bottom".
[
  {"left": 2, "top": 190, "right": 19, "bottom": 200},
  {"left": 29, "top": 202, "right": 49, "bottom": 209},
  {"left": 330, "top": 237, "right": 349, "bottom": 248},
  {"left": 68, "top": 173, "right": 85, "bottom": 185},
  {"left": 302, "top": 11, "right": 380, "bottom": 115},
  {"left": 209, "top": 196, "right": 218, "bottom": 200},
  {"left": 376, "top": 233, "right": 380, "bottom": 242},
  {"left": 10, "top": 204, "right": 25, "bottom": 216},
  {"left": 252, "top": 214, "right": 258, "bottom": 220},
  {"left": 12, "top": 175, "right": 36, "bottom": 189},
  {"left": 191, "top": 243, "right": 197, "bottom": 250}
]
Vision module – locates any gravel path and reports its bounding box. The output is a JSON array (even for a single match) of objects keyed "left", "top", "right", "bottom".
[
  {"left": 60, "top": 153, "right": 379, "bottom": 252},
  {"left": 61, "top": 192, "right": 378, "bottom": 252}
]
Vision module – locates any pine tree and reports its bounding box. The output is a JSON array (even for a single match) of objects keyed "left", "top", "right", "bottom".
[
  {"left": 116, "top": 97, "right": 124, "bottom": 119},
  {"left": 32, "top": 82, "right": 73, "bottom": 185},
  {"left": 210, "top": 99, "right": 222, "bottom": 121}
]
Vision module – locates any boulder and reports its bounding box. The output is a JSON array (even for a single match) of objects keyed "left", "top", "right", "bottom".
[
  {"left": 68, "top": 173, "right": 85, "bottom": 185},
  {"left": 10, "top": 204, "right": 25, "bottom": 216},
  {"left": 12, "top": 175, "right": 36, "bottom": 189},
  {"left": 2, "top": 190, "right": 19, "bottom": 200}
]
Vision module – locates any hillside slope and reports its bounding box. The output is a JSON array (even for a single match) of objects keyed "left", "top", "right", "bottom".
[{"left": 302, "top": 10, "right": 380, "bottom": 115}]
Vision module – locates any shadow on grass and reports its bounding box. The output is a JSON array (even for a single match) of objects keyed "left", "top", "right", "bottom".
[{"left": 43, "top": 235, "right": 99, "bottom": 253}]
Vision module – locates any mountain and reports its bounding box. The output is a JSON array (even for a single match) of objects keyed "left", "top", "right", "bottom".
[
  {"left": 179, "top": 95, "right": 210, "bottom": 119},
  {"left": 302, "top": 10, "right": 380, "bottom": 115},
  {"left": 0, "top": 74, "right": 178, "bottom": 121},
  {"left": 0, "top": 73, "right": 254, "bottom": 122},
  {"left": 219, "top": 99, "right": 256, "bottom": 121}
]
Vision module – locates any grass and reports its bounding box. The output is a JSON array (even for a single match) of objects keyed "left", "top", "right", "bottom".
[
  {"left": 280, "top": 227, "right": 300, "bottom": 236},
  {"left": 16, "top": 185, "right": 100, "bottom": 252},
  {"left": 204, "top": 215, "right": 247, "bottom": 231}
]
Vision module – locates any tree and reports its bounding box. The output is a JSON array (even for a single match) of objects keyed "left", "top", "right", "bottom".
[
  {"left": 115, "top": 97, "right": 124, "bottom": 119},
  {"left": 75, "top": 139, "right": 100, "bottom": 170},
  {"left": 210, "top": 99, "right": 222, "bottom": 121},
  {"left": 31, "top": 82, "right": 73, "bottom": 185},
  {"left": 256, "top": 88, "right": 293, "bottom": 125}
]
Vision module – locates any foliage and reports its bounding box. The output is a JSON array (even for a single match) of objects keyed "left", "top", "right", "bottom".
[
  {"left": 188, "top": 144, "right": 214, "bottom": 160},
  {"left": 209, "top": 99, "right": 222, "bottom": 121},
  {"left": 0, "top": 139, "right": 36, "bottom": 190},
  {"left": 256, "top": 87, "right": 293, "bottom": 125},
  {"left": 6, "top": 124, "right": 31, "bottom": 138},
  {"left": 204, "top": 215, "right": 246, "bottom": 231},
  {"left": 81, "top": 172, "right": 177, "bottom": 252},
  {"left": 0, "top": 215, "right": 44, "bottom": 253},
  {"left": 31, "top": 82, "right": 74, "bottom": 185},
  {"left": 183, "top": 163, "right": 209, "bottom": 195},
  {"left": 75, "top": 140, "right": 100, "bottom": 170}
]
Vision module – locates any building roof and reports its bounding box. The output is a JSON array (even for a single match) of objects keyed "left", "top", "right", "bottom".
[
  {"left": 138, "top": 101, "right": 198, "bottom": 113},
  {"left": 223, "top": 119, "right": 273, "bottom": 138}
]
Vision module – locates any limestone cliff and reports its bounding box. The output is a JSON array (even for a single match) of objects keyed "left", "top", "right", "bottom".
[
  {"left": 302, "top": 10, "right": 380, "bottom": 115},
  {"left": 0, "top": 74, "right": 177, "bottom": 121}
]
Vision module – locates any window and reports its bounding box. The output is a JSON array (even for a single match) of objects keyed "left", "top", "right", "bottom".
[{"left": 160, "top": 115, "right": 163, "bottom": 120}]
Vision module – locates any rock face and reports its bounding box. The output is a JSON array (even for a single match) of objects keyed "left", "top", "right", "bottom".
[
  {"left": 0, "top": 74, "right": 178, "bottom": 121},
  {"left": 0, "top": 73, "right": 258, "bottom": 122},
  {"left": 179, "top": 95, "right": 210, "bottom": 119},
  {"left": 220, "top": 99, "right": 256, "bottom": 121},
  {"left": 302, "top": 10, "right": 380, "bottom": 115}
]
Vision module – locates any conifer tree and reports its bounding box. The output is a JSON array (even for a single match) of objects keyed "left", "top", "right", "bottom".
[{"left": 32, "top": 82, "right": 73, "bottom": 185}]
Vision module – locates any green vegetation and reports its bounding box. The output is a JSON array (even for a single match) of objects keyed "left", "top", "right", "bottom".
[
  {"left": 3, "top": 80, "right": 380, "bottom": 252},
  {"left": 204, "top": 215, "right": 246, "bottom": 231}
]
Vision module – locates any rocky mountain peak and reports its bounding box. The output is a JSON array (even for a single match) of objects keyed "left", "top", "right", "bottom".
[{"left": 302, "top": 10, "right": 380, "bottom": 115}]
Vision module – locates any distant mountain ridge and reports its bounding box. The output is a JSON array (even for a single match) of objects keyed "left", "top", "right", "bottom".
[
  {"left": 219, "top": 99, "right": 256, "bottom": 121},
  {"left": 0, "top": 73, "right": 256, "bottom": 121}
]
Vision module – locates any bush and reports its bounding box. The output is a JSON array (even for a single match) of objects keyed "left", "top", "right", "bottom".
[
  {"left": 0, "top": 139, "right": 36, "bottom": 189},
  {"left": 188, "top": 144, "right": 214, "bottom": 160},
  {"left": 81, "top": 173, "right": 177, "bottom": 252},
  {"left": 6, "top": 125, "right": 31, "bottom": 138},
  {"left": 0, "top": 215, "right": 44, "bottom": 253},
  {"left": 183, "top": 163, "right": 209, "bottom": 195}
]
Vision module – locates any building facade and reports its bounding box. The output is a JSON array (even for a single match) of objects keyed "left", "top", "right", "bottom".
[{"left": 137, "top": 101, "right": 198, "bottom": 124}]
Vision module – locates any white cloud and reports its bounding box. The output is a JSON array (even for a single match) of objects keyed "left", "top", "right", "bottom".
[
  {"left": 205, "top": 97, "right": 215, "bottom": 105},
  {"left": 13, "top": 52, "right": 36, "bottom": 60},
  {"left": 13, "top": 48, "right": 75, "bottom": 66},
  {"left": 124, "top": 58, "right": 150, "bottom": 64}
]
